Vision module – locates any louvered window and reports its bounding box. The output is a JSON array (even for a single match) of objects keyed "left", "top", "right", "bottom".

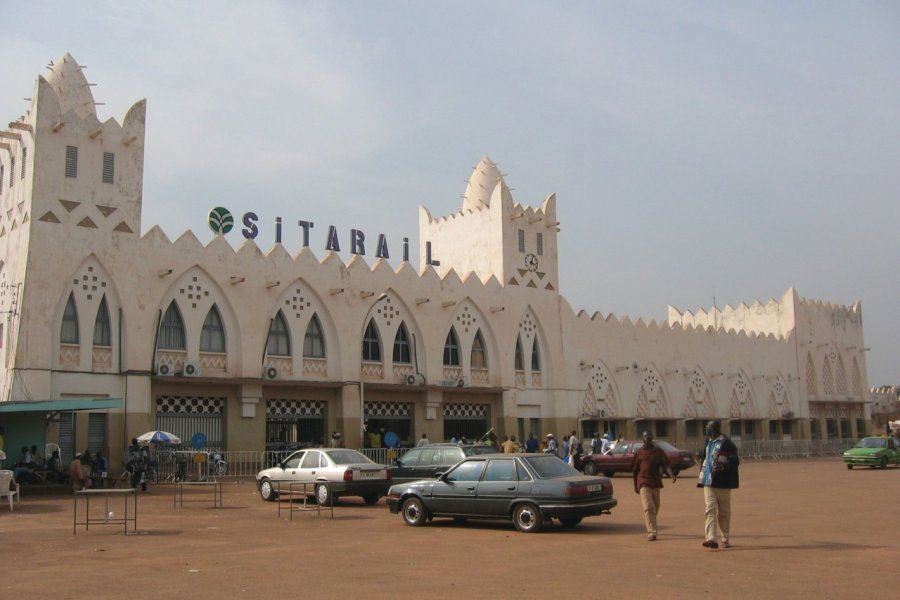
[
  {"left": 0, "top": 164, "right": 4, "bottom": 193},
  {"left": 9, "top": 158, "right": 14, "bottom": 188},
  {"left": 21, "top": 147, "right": 26, "bottom": 179},
  {"left": 537, "top": 232, "right": 543, "bottom": 256},
  {"left": 65, "top": 145, "right": 78, "bottom": 178},
  {"left": 102, "top": 152, "right": 114, "bottom": 183},
  {"left": 517, "top": 229, "right": 525, "bottom": 252},
  {"left": 87, "top": 413, "right": 107, "bottom": 455},
  {"left": 158, "top": 302, "right": 186, "bottom": 350}
]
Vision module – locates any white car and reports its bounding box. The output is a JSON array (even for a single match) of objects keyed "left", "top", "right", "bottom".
[{"left": 256, "top": 448, "right": 392, "bottom": 505}]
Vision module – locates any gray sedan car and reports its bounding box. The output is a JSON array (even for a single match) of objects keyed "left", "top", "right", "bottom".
[
  {"left": 257, "top": 448, "right": 391, "bottom": 505},
  {"left": 386, "top": 453, "right": 617, "bottom": 532}
]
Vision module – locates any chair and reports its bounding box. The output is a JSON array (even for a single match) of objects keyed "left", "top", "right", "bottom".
[{"left": 0, "top": 469, "right": 20, "bottom": 510}]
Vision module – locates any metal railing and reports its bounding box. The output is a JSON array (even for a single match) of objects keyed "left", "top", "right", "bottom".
[{"left": 146, "top": 439, "right": 857, "bottom": 481}]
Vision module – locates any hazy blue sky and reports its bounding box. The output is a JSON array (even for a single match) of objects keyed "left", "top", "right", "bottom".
[{"left": 2, "top": 1, "right": 897, "bottom": 384}]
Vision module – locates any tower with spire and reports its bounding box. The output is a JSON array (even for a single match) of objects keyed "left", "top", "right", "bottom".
[{"left": 418, "top": 156, "right": 559, "bottom": 292}]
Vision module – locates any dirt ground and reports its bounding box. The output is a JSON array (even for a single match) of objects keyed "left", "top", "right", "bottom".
[{"left": 1, "top": 457, "right": 896, "bottom": 599}]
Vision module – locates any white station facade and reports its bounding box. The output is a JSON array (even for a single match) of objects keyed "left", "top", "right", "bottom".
[{"left": 0, "top": 54, "right": 871, "bottom": 469}]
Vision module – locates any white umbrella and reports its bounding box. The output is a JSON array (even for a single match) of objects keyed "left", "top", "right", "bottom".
[{"left": 136, "top": 430, "right": 182, "bottom": 445}]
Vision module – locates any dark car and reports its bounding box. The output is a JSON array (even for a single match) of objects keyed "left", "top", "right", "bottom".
[
  {"left": 580, "top": 440, "right": 696, "bottom": 477},
  {"left": 386, "top": 453, "right": 617, "bottom": 533},
  {"left": 391, "top": 443, "right": 497, "bottom": 484}
]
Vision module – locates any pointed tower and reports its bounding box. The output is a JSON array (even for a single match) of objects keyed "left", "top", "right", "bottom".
[
  {"left": 418, "top": 156, "right": 559, "bottom": 292},
  {"left": 0, "top": 53, "right": 146, "bottom": 399}
]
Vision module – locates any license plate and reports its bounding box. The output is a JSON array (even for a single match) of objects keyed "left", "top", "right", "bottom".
[
  {"left": 359, "top": 470, "right": 380, "bottom": 479},
  {"left": 587, "top": 484, "right": 602, "bottom": 492}
]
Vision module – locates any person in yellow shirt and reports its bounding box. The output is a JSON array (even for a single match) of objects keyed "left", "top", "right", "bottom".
[{"left": 501, "top": 435, "right": 520, "bottom": 454}]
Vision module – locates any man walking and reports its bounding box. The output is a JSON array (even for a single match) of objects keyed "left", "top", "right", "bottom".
[
  {"left": 633, "top": 431, "right": 675, "bottom": 541},
  {"left": 699, "top": 420, "right": 740, "bottom": 549}
]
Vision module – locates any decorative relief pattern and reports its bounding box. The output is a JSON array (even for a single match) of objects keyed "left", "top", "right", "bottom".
[
  {"left": 393, "top": 364, "right": 414, "bottom": 383},
  {"left": 470, "top": 368, "right": 489, "bottom": 385},
  {"left": 515, "top": 371, "right": 525, "bottom": 387},
  {"left": 805, "top": 353, "right": 817, "bottom": 399},
  {"left": 443, "top": 367, "right": 462, "bottom": 381},
  {"left": 303, "top": 358, "right": 327, "bottom": 378},
  {"left": 199, "top": 352, "right": 227, "bottom": 371},
  {"left": 455, "top": 305, "right": 480, "bottom": 335},
  {"left": 443, "top": 403, "right": 488, "bottom": 418},
  {"left": 365, "top": 401, "right": 410, "bottom": 418},
  {"left": 157, "top": 350, "right": 186, "bottom": 372},
  {"left": 60, "top": 344, "right": 80, "bottom": 368},
  {"left": 267, "top": 399, "right": 324, "bottom": 417},
  {"left": 836, "top": 355, "right": 848, "bottom": 396},
  {"left": 92, "top": 347, "right": 112, "bottom": 370},
  {"left": 156, "top": 396, "right": 224, "bottom": 414},
  {"left": 362, "top": 363, "right": 384, "bottom": 380},
  {"left": 531, "top": 372, "right": 542, "bottom": 387},
  {"left": 266, "top": 357, "right": 293, "bottom": 377}
]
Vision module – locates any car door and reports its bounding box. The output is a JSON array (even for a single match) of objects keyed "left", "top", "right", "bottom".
[
  {"left": 473, "top": 458, "right": 520, "bottom": 516},
  {"left": 428, "top": 459, "right": 485, "bottom": 515},
  {"left": 393, "top": 449, "right": 421, "bottom": 482},
  {"left": 274, "top": 451, "right": 305, "bottom": 495},
  {"left": 411, "top": 448, "right": 440, "bottom": 480},
  {"left": 296, "top": 450, "right": 323, "bottom": 486}
]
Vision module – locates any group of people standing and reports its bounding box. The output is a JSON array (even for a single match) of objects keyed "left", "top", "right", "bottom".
[{"left": 632, "top": 419, "right": 740, "bottom": 548}]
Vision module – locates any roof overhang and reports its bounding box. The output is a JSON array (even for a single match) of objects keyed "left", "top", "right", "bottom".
[{"left": 0, "top": 398, "right": 123, "bottom": 413}]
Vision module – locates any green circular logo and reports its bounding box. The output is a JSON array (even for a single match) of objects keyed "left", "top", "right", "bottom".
[{"left": 208, "top": 207, "right": 234, "bottom": 235}]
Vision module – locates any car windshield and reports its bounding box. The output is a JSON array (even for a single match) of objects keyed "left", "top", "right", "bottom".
[
  {"left": 466, "top": 445, "right": 497, "bottom": 456},
  {"left": 327, "top": 450, "right": 375, "bottom": 465},
  {"left": 857, "top": 438, "right": 887, "bottom": 449},
  {"left": 523, "top": 455, "right": 579, "bottom": 479},
  {"left": 654, "top": 441, "right": 676, "bottom": 452}
]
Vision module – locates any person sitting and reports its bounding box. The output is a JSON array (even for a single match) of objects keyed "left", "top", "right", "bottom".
[
  {"left": 46, "top": 450, "right": 68, "bottom": 483},
  {"left": 13, "top": 445, "right": 35, "bottom": 483}
]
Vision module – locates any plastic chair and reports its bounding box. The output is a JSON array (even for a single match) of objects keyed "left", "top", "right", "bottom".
[{"left": 0, "top": 469, "right": 20, "bottom": 510}]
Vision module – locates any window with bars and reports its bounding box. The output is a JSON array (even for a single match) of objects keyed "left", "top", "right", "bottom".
[
  {"left": 266, "top": 311, "right": 291, "bottom": 356},
  {"left": 102, "top": 152, "right": 114, "bottom": 183},
  {"left": 536, "top": 232, "right": 543, "bottom": 255},
  {"left": 362, "top": 320, "right": 381, "bottom": 362},
  {"left": 514, "top": 336, "right": 524, "bottom": 371},
  {"left": 21, "top": 147, "right": 26, "bottom": 179},
  {"left": 530, "top": 338, "right": 541, "bottom": 372},
  {"left": 303, "top": 314, "right": 325, "bottom": 358},
  {"left": 200, "top": 305, "right": 226, "bottom": 353},
  {"left": 157, "top": 302, "right": 186, "bottom": 350},
  {"left": 65, "top": 146, "right": 78, "bottom": 178},
  {"left": 61, "top": 293, "right": 79, "bottom": 344},
  {"left": 93, "top": 296, "right": 111, "bottom": 346},
  {"left": 517, "top": 229, "right": 525, "bottom": 252},
  {"left": 9, "top": 157, "right": 14, "bottom": 188}
]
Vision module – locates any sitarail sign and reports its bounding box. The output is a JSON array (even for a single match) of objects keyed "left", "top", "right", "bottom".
[{"left": 207, "top": 207, "right": 441, "bottom": 265}]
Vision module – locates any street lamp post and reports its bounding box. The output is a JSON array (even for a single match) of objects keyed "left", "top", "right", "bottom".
[{"left": 360, "top": 293, "right": 388, "bottom": 446}]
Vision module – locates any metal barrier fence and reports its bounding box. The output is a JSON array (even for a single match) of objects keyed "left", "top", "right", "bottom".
[{"left": 147, "top": 439, "right": 855, "bottom": 481}]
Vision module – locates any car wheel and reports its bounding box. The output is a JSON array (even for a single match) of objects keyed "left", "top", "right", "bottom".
[
  {"left": 362, "top": 493, "right": 380, "bottom": 505},
  {"left": 603, "top": 472, "right": 614, "bottom": 478},
  {"left": 880, "top": 457, "right": 888, "bottom": 469},
  {"left": 559, "top": 517, "right": 582, "bottom": 528},
  {"left": 259, "top": 478, "right": 276, "bottom": 502},
  {"left": 513, "top": 503, "right": 544, "bottom": 533},
  {"left": 401, "top": 497, "right": 429, "bottom": 526},
  {"left": 846, "top": 464, "right": 852, "bottom": 470},
  {"left": 316, "top": 483, "right": 331, "bottom": 505},
  {"left": 583, "top": 462, "right": 597, "bottom": 476}
]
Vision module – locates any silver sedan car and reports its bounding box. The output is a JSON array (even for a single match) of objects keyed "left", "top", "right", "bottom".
[{"left": 256, "top": 448, "right": 392, "bottom": 505}]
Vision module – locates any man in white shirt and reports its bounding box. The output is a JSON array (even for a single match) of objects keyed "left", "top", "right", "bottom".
[{"left": 416, "top": 433, "right": 430, "bottom": 447}]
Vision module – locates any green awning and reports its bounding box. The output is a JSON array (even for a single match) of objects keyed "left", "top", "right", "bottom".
[{"left": 0, "top": 398, "right": 123, "bottom": 413}]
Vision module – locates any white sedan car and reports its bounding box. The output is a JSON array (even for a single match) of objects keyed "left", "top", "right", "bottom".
[{"left": 257, "top": 448, "right": 392, "bottom": 505}]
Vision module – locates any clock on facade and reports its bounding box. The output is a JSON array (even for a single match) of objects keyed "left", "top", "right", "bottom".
[{"left": 525, "top": 253, "right": 539, "bottom": 272}]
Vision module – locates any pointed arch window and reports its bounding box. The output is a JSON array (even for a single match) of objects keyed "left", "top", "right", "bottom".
[
  {"left": 514, "top": 336, "right": 524, "bottom": 371},
  {"left": 61, "top": 293, "right": 79, "bottom": 344},
  {"left": 443, "top": 328, "right": 460, "bottom": 366},
  {"left": 158, "top": 302, "right": 186, "bottom": 350},
  {"left": 393, "top": 322, "right": 412, "bottom": 364},
  {"left": 93, "top": 296, "right": 111, "bottom": 346},
  {"left": 471, "top": 329, "right": 487, "bottom": 369},
  {"left": 531, "top": 338, "right": 541, "bottom": 372},
  {"left": 362, "top": 320, "right": 381, "bottom": 362},
  {"left": 200, "top": 305, "right": 226, "bottom": 353},
  {"left": 266, "top": 311, "right": 291, "bottom": 357},
  {"left": 303, "top": 314, "right": 326, "bottom": 358}
]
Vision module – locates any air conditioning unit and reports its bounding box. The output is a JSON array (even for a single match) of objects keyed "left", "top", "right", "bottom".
[
  {"left": 264, "top": 366, "right": 279, "bottom": 380},
  {"left": 405, "top": 373, "right": 425, "bottom": 386},
  {"left": 156, "top": 362, "right": 174, "bottom": 376},
  {"left": 183, "top": 361, "right": 201, "bottom": 377}
]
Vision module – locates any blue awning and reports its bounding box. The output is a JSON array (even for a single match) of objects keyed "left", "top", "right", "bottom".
[{"left": 0, "top": 398, "right": 123, "bottom": 413}]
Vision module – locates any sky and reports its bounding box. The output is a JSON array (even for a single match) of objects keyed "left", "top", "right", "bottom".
[{"left": 2, "top": 1, "right": 898, "bottom": 385}]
